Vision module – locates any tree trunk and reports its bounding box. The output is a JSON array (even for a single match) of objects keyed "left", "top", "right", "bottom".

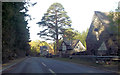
[{"left": 55, "top": 10, "right": 59, "bottom": 55}]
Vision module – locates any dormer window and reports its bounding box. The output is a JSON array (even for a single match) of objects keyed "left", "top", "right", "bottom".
[{"left": 94, "top": 28, "right": 99, "bottom": 40}]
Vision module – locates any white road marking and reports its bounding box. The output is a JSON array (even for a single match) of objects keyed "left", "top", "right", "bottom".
[
  {"left": 0, "top": 63, "right": 17, "bottom": 72},
  {"left": 42, "top": 62, "right": 46, "bottom": 67},
  {"left": 48, "top": 69, "right": 56, "bottom": 74},
  {"left": 0, "top": 57, "right": 28, "bottom": 72}
]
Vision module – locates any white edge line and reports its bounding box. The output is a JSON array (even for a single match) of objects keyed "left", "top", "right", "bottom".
[
  {"left": 0, "top": 63, "right": 17, "bottom": 72},
  {"left": 0, "top": 57, "right": 28, "bottom": 73}
]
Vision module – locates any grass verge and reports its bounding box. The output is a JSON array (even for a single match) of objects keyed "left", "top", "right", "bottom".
[
  {"left": 52, "top": 57, "right": 119, "bottom": 73},
  {"left": 2, "top": 57, "right": 27, "bottom": 69}
]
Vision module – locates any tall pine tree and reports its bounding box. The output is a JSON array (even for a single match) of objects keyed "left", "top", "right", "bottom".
[{"left": 37, "top": 3, "right": 72, "bottom": 54}]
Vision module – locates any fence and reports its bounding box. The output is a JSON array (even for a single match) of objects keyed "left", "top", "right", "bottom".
[{"left": 71, "top": 55, "right": 119, "bottom": 64}]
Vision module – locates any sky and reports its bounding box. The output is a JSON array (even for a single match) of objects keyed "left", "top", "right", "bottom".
[{"left": 27, "top": 0, "right": 119, "bottom": 42}]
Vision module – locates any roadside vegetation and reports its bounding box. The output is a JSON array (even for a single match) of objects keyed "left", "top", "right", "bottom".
[
  {"left": 29, "top": 40, "right": 54, "bottom": 56},
  {"left": 52, "top": 57, "right": 119, "bottom": 73},
  {"left": 2, "top": 2, "right": 36, "bottom": 63},
  {"left": 2, "top": 1, "right": 119, "bottom": 69}
]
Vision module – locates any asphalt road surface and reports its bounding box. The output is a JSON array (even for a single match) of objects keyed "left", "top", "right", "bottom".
[{"left": 2, "top": 57, "right": 114, "bottom": 73}]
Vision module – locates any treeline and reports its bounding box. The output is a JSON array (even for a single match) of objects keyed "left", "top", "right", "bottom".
[
  {"left": 2, "top": 2, "right": 30, "bottom": 63},
  {"left": 62, "top": 28, "right": 89, "bottom": 48},
  {"left": 108, "top": 7, "right": 120, "bottom": 55},
  {"left": 29, "top": 40, "right": 54, "bottom": 56},
  {"left": 29, "top": 29, "right": 88, "bottom": 55},
  {"left": 73, "top": 29, "right": 89, "bottom": 48}
]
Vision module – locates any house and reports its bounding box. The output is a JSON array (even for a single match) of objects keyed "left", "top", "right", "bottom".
[
  {"left": 86, "top": 11, "right": 118, "bottom": 56},
  {"left": 59, "top": 39, "right": 86, "bottom": 55},
  {"left": 40, "top": 46, "right": 49, "bottom": 56}
]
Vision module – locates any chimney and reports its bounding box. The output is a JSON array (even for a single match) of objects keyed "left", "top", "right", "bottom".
[{"left": 63, "top": 35, "right": 67, "bottom": 41}]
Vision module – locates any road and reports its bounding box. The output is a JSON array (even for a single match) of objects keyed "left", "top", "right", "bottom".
[{"left": 2, "top": 57, "right": 114, "bottom": 74}]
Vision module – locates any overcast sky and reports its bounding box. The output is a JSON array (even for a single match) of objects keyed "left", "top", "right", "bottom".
[{"left": 27, "top": 0, "right": 119, "bottom": 42}]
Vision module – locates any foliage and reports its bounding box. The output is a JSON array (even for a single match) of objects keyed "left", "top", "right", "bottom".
[
  {"left": 63, "top": 28, "right": 89, "bottom": 48},
  {"left": 108, "top": 12, "right": 120, "bottom": 34},
  {"left": 73, "top": 29, "right": 89, "bottom": 48},
  {"left": 29, "top": 40, "right": 54, "bottom": 55},
  {"left": 64, "top": 28, "right": 77, "bottom": 40},
  {"left": 108, "top": 4, "right": 120, "bottom": 55},
  {"left": 29, "top": 40, "right": 47, "bottom": 53},
  {"left": 2, "top": 2, "right": 36, "bottom": 63},
  {"left": 53, "top": 39, "right": 63, "bottom": 53},
  {"left": 37, "top": 3, "right": 72, "bottom": 54},
  {"left": 108, "top": 3, "right": 120, "bottom": 34}
]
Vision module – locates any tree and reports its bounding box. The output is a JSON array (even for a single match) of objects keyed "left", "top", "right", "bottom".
[
  {"left": 64, "top": 28, "right": 77, "bottom": 40},
  {"left": 108, "top": 2, "right": 120, "bottom": 55},
  {"left": 72, "top": 29, "right": 88, "bottom": 48},
  {"left": 62, "top": 28, "right": 89, "bottom": 49},
  {"left": 29, "top": 40, "right": 54, "bottom": 55},
  {"left": 2, "top": 2, "right": 36, "bottom": 63},
  {"left": 37, "top": 3, "right": 72, "bottom": 54}
]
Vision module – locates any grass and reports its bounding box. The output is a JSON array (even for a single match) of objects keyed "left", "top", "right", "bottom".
[
  {"left": 52, "top": 57, "right": 102, "bottom": 67},
  {"left": 52, "top": 57, "right": 119, "bottom": 73},
  {"left": 2, "top": 57, "right": 27, "bottom": 68}
]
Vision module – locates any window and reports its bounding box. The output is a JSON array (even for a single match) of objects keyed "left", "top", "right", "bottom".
[{"left": 76, "top": 46, "right": 79, "bottom": 48}]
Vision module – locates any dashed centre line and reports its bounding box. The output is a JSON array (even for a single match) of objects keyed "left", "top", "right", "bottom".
[
  {"left": 41, "top": 62, "right": 56, "bottom": 74},
  {"left": 48, "top": 69, "right": 56, "bottom": 74},
  {"left": 41, "top": 62, "right": 47, "bottom": 67}
]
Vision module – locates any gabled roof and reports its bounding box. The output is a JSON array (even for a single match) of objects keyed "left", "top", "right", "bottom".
[
  {"left": 95, "top": 11, "right": 110, "bottom": 26},
  {"left": 60, "top": 41, "right": 73, "bottom": 50},
  {"left": 63, "top": 40, "right": 71, "bottom": 46},
  {"left": 59, "top": 39, "right": 83, "bottom": 51},
  {"left": 71, "top": 40, "right": 79, "bottom": 48},
  {"left": 86, "top": 11, "right": 118, "bottom": 54},
  {"left": 63, "top": 40, "right": 79, "bottom": 48}
]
